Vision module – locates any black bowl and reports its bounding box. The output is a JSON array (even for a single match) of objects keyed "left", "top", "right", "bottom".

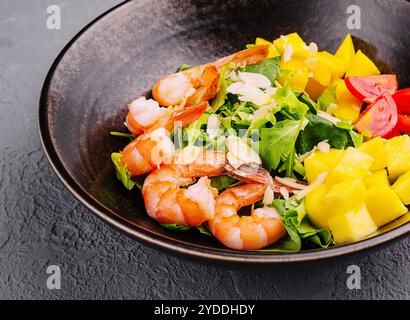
[{"left": 39, "top": 0, "right": 410, "bottom": 263}]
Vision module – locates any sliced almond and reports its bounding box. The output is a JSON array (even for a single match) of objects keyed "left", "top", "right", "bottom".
[
  {"left": 238, "top": 72, "right": 271, "bottom": 89},
  {"left": 178, "top": 145, "right": 202, "bottom": 165}
]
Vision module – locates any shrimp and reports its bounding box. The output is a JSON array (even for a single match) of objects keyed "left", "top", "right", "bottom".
[
  {"left": 142, "top": 150, "right": 226, "bottom": 226},
  {"left": 125, "top": 97, "right": 208, "bottom": 136},
  {"left": 121, "top": 101, "right": 208, "bottom": 176},
  {"left": 208, "top": 183, "right": 286, "bottom": 250},
  {"left": 152, "top": 45, "right": 269, "bottom": 108}
]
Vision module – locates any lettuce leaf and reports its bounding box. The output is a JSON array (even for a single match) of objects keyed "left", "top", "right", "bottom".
[
  {"left": 238, "top": 57, "right": 281, "bottom": 85},
  {"left": 260, "top": 199, "right": 333, "bottom": 252},
  {"left": 111, "top": 152, "right": 135, "bottom": 190},
  {"left": 274, "top": 84, "right": 309, "bottom": 117}
]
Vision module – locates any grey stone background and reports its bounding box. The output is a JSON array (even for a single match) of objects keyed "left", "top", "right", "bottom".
[{"left": 0, "top": 0, "right": 409, "bottom": 300}]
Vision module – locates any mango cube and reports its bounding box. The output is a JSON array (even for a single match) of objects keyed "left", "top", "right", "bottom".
[
  {"left": 255, "top": 37, "right": 280, "bottom": 58},
  {"left": 328, "top": 204, "right": 377, "bottom": 244},
  {"left": 335, "top": 34, "right": 356, "bottom": 68},
  {"left": 333, "top": 79, "right": 362, "bottom": 121},
  {"left": 278, "top": 59, "right": 309, "bottom": 92},
  {"left": 319, "top": 51, "right": 348, "bottom": 81},
  {"left": 359, "top": 137, "right": 388, "bottom": 171},
  {"left": 322, "top": 179, "right": 367, "bottom": 216},
  {"left": 327, "top": 147, "right": 374, "bottom": 184},
  {"left": 364, "top": 169, "right": 389, "bottom": 188},
  {"left": 346, "top": 50, "right": 380, "bottom": 77},
  {"left": 273, "top": 33, "right": 310, "bottom": 59},
  {"left": 384, "top": 135, "right": 410, "bottom": 181},
  {"left": 305, "top": 78, "right": 326, "bottom": 100},
  {"left": 304, "top": 149, "right": 345, "bottom": 184},
  {"left": 305, "top": 183, "right": 331, "bottom": 229},
  {"left": 392, "top": 171, "right": 410, "bottom": 205},
  {"left": 365, "top": 182, "right": 408, "bottom": 227},
  {"left": 304, "top": 55, "right": 333, "bottom": 86}
]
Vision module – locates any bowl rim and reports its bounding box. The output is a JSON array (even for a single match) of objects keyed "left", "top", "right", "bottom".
[{"left": 38, "top": 0, "right": 410, "bottom": 264}]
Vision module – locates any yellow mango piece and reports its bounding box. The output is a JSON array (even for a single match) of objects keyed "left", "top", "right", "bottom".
[
  {"left": 328, "top": 204, "right": 377, "bottom": 244},
  {"left": 333, "top": 79, "right": 362, "bottom": 121},
  {"left": 304, "top": 55, "right": 332, "bottom": 86},
  {"left": 273, "top": 33, "right": 310, "bottom": 59},
  {"left": 255, "top": 37, "right": 280, "bottom": 58},
  {"left": 364, "top": 169, "right": 389, "bottom": 188},
  {"left": 392, "top": 171, "right": 410, "bottom": 205},
  {"left": 333, "top": 103, "right": 361, "bottom": 122},
  {"left": 359, "top": 137, "right": 388, "bottom": 171},
  {"left": 305, "top": 183, "right": 331, "bottom": 229},
  {"left": 335, "top": 34, "right": 356, "bottom": 68},
  {"left": 278, "top": 60, "right": 309, "bottom": 92},
  {"left": 322, "top": 179, "right": 367, "bottom": 216},
  {"left": 327, "top": 147, "right": 374, "bottom": 184},
  {"left": 384, "top": 135, "right": 410, "bottom": 181},
  {"left": 365, "top": 182, "right": 408, "bottom": 227},
  {"left": 304, "top": 149, "right": 345, "bottom": 184},
  {"left": 319, "top": 51, "right": 348, "bottom": 80},
  {"left": 345, "top": 50, "right": 380, "bottom": 77}
]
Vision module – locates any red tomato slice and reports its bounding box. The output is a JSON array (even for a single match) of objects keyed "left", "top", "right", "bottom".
[
  {"left": 383, "top": 125, "right": 401, "bottom": 139},
  {"left": 397, "top": 114, "right": 410, "bottom": 134},
  {"left": 355, "top": 94, "right": 398, "bottom": 137},
  {"left": 345, "top": 75, "right": 398, "bottom": 103},
  {"left": 393, "top": 88, "right": 410, "bottom": 115}
]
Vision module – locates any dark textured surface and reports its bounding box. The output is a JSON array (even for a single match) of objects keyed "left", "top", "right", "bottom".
[
  {"left": 39, "top": 0, "right": 410, "bottom": 262},
  {"left": 1, "top": 0, "right": 410, "bottom": 299}
]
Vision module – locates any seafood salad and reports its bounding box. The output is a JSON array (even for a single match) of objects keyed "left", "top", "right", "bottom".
[{"left": 111, "top": 33, "right": 410, "bottom": 252}]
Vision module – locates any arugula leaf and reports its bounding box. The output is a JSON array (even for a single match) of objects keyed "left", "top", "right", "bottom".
[
  {"left": 110, "top": 131, "right": 136, "bottom": 141},
  {"left": 298, "top": 94, "right": 317, "bottom": 115},
  {"left": 196, "top": 223, "right": 213, "bottom": 237},
  {"left": 317, "top": 85, "right": 337, "bottom": 111},
  {"left": 259, "top": 119, "right": 308, "bottom": 172},
  {"left": 177, "top": 64, "right": 192, "bottom": 72},
  {"left": 161, "top": 224, "right": 191, "bottom": 232},
  {"left": 296, "top": 114, "right": 354, "bottom": 154},
  {"left": 238, "top": 57, "right": 281, "bottom": 85},
  {"left": 210, "top": 175, "right": 240, "bottom": 192},
  {"left": 183, "top": 112, "right": 210, "bottom": 146},
  {"left": 111, "top": 153, "right": 135, "bottom": 190},
  {"left": 210, "top": 66, "right": 232, "bottom": 113}
]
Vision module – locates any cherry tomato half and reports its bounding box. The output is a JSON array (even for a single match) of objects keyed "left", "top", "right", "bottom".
[
  {"left": 393, "top": 88, "right": 410, "bottom": 115},
  {"left": 345, "top": 75, "right": 398, "bottom": 103},
  {"left": 355, "top": 94, "right": 398, "bottom": 137},
  {"left": 397, "top": 114, "right": 410, "bottom": 134},
  {"left": 383, "top": 125, "right": 401, "bottom": 139}
]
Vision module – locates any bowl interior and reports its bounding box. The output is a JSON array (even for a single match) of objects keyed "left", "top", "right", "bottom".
[{"left": 40, "top": 0, "right": 410, "bottom": 262}]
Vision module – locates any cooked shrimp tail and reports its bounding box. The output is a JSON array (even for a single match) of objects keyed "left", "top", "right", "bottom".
[
  {"left": 209, "top": 183, "right": 286, "bottom": 250},
  {"left": 121, "top": 102, "right": 209, "bottom": 176},
  {"left": 142, "top": 150, "right": 226, "bottom": 226},
  {"left": 152, "top": 45, "right": 269, "bottom": 108}
]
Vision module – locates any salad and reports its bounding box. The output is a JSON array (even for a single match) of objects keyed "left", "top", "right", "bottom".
[{"left": 110, "top": 33, "right": 410, "bottom": 252}]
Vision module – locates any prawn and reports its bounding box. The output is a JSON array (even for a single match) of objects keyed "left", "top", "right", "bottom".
[
  {"left": 208, "top": 183, "right": 286, "bottom": 250},
  {"left": 121, "top": 101, "right": 208, "bottom": 176},
  {"left": 142, "top": 150, "right": 226, "bottom": 226},
  {"left": 125, "top": 96, "right": 208, "bottom": 136},
  {"left": 152, "top": 45, "right": 269, "bottom": 108}
]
